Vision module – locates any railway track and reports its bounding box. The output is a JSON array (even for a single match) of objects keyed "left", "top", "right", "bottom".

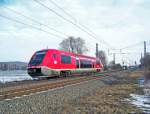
[{"left": 0, "top": 70, "right": 120, "bottom": 101}]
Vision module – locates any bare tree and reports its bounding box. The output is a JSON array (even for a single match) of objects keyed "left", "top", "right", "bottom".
[
  {"left": 97, "top": 50, "right": 107, "bottom": 67},
  {"left": 59, "top": 36, "right": 88, "bottom": 54}
]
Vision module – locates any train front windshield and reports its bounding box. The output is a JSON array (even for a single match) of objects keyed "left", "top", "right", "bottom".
[{"left": 29, "top": 51, "right": 47, "bottom": 66}]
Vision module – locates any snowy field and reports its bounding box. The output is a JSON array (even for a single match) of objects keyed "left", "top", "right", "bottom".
[
  {"left": 129, "top": 77, "right": 150, "bottom": 113},
  {"left": 0, "top": 70, "right": 32, "bottom": 83}
]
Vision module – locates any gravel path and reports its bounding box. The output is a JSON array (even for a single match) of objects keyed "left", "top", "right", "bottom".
[{"left": 0, "top": 73, "right": 121, "bottom": 114}]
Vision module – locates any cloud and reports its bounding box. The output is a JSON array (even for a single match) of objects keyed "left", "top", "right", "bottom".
[
  {"left": 0, "top": 0, "right": 17, "bottom": 6},
  {"left": 0, "top": 0, "right": 149, "bottom": 64}
]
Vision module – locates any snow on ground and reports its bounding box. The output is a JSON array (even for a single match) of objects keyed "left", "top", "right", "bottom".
[
  {"left": 128, "top": 77, "right": 150, "bottom": 113},
  {"left": 130, "top": 94, "right": 150, "bottom": 113}
]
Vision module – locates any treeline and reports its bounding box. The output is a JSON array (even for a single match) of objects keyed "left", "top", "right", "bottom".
[{"left": 0, "top": 62, "right": 27, "bottom": 71}]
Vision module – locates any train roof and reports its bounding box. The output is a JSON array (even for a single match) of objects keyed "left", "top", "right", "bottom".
[{"left": 37, "top": 49, "right": 96, "bottom": 59}]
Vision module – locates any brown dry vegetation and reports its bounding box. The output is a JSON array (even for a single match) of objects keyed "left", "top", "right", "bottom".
[
  {"left": 61, "top": 71, "right": 143, "bottom": 114},
  {"left": 129, "top": 71, "right": 144, "bottom": 78},
  {"left": 61, "top": 84, "right": 142, "bottom": 114}
]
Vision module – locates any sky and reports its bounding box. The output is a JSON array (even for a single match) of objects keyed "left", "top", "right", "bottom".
[{"left": 0, "top": 0, "right": 150, "bottom": 65}]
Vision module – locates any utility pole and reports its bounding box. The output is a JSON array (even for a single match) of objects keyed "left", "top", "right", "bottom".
[
  {"left": 141, "top": 53, "right": 143, "bottom": 65},
  {"left": 141, "top": 53, "right": 143, "bottom": 59},
  {"left": 135, "top": 61, "right": 137, "bottom": 66},
  {"left": 96, "top": 43, "right": 98, "bottom": 58},
  {"left": 70, "top": 37, "right": 74, "bottom": 53},
  {"left": 113, "top": 53, "right": 116, "bottom": 64},
  {"left": 144, "top": 41, "right": 146, "bottom": 58},
  {"left": 122, "top": 61, "right": 124, "bottom": 65}
]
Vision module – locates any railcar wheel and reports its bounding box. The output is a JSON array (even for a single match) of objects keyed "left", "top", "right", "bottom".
[
  {"left": 64, "top": 72, "right": 67, "bottom": 77},
  {"left": 67, "top": 71, "right": 71, "bottom": 77},
  {"left": 60, "top": 71, "right": 67, "bottom": 77},
  {"left": 97, "top": 69, "right": 101, "bottom": 72},
  {"left": 60, "top": 71, "right": 64, "bottom": 78}
]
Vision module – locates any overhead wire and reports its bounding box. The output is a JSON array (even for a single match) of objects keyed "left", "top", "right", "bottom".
[
  {"left": 1, "top": 5, "right": 104, "bottom": 54},
  {"left": 2, "top": 1, "right": 145, "bottom": 54},
  {"left": 2, "top": 0, "right": 114, "bottom": 50},
  {"left": 48, "top": 0, "right": 114, "bottom": 49},
  {"left": 1, "top": 1, "right": 147, "bottom": 64},
  {"left": 120, "top": 41, "right": 143, "bottom": 50},
  {"left": 33, "top": 0, "right": 114, "bottom": 49},
  {"left": 0, "top": 14, "right": 65, "bottom": 39},
  {"left": 2, "top": 6, "right": 69, "bottom": 38},
  {"left": 0, "top": 11, "right": 98, "bottom": 56},
  {"left": 1, "top": 6, "right": 98, "bottom": 52}
]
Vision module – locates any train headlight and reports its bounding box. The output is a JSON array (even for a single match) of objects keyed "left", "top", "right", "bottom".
[{"left": 54, "top": 60, "right": 58, "bottom": 64}]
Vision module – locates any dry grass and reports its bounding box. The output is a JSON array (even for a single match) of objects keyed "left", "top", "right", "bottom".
[
  {"left": 129, "top": 71, "right": 144, "bottom": 78},
  {"left": 61, "top": 84, "right": 142, "bottom": 114}
]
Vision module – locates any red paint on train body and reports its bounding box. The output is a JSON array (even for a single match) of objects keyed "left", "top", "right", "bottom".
[{"left": 27, "top": 49, "right": 103, "bottom": 78}]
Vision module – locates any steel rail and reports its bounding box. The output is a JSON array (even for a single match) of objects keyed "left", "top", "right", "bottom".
[
  {"left": 0, "top": 76, "right": 101, "bottom": 100},
  {"left": 0, "top": 70, "right": 120, "bottom": 100}
]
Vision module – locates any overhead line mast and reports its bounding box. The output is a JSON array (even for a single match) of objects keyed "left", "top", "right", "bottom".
[{"left": 144, "top": 41, "right": 146, "bottom": 58}]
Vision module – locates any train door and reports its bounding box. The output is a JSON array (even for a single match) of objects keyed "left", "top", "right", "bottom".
[
  {"left": 75, "top": 57, "right": 80, "bottom": 69},
  {"left": 51, "top": 53, "right": 59, "bottom": 69},
  {"left": 76, "top": 60, "right": 79, "bottom": 68},
  {"left": 92, "top": 62, "right": 95, "bottom": 68}
]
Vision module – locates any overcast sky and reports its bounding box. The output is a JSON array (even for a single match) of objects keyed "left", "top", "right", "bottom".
[{"left": 0, "top": 0, "right": 150, "bottom": 65}]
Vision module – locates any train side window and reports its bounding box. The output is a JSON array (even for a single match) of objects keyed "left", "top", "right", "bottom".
[
  {"left": 61, "top": 55, "right": 71, "bottom": 64},
  {"left": 76, "top": 60, "right": 79, "bottom": 68},
  {"left": 53, "top": 54, "right": 56, "bottom": 59},
  {"left": 80, "top": 60, "right": 84, "bottom": 68},
  {"left": 80, "top": 60, "right": 92, "bottom": 68}
]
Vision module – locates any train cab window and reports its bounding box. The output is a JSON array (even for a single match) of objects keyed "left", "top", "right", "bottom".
[
  {"left": 53, "top": 54, "right": 56, "bottom": 59},
  {"left": 29, "top": 50, "right": 47, "bottom": 66},
  {"left": 61, "top": 55, "right": 71, "bottom": 64}
]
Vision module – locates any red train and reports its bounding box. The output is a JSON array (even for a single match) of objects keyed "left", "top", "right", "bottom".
[{"left": 27, "top": 49, "right": 103, "bottom": 78}]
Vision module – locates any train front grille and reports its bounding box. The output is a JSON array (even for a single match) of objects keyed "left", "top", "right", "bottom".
[{"left": 27, "top": 68, "right": 43, "bottom": 76}]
